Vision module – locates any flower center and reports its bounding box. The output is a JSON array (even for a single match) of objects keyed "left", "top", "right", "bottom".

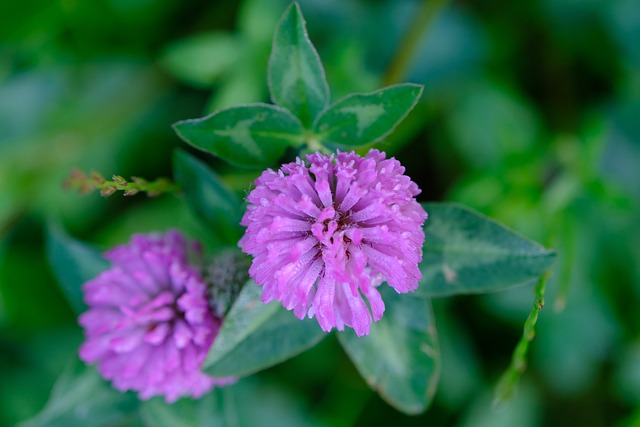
[
  {"left": 138, "top": 291, "right": 186, "bottom": 336},
  {"left": 311, "top": 206, "right": 355, "bottom": 256}
]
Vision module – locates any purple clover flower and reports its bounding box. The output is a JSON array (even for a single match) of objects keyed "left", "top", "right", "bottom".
[
  {"left": 79, "top": 230, "right": 233, "bottom": 403},
  {"left": 239, "top": 150, "right": 427, "bottom": 336}
]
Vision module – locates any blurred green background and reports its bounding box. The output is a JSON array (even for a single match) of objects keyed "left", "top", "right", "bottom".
[{"left": 1, "top": 0, "right": 639, "bottom": 425}]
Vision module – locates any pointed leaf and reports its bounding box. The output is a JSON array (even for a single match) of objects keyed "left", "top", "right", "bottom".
[
  {"left": 173, "top": 150, "right": 243, "bottom": 244},
  {"left": 204, "top": 281, "right": 326, "bottom": 377},
  {"left": 418, "top": 203, "right": 555, "bottom": 296},
  {"left": 314, "top": 84, "right": 423, "bottom": 148},
  {"left": 338, "top": 288, "right": 440, "bottom": 415},
  {"left": 46, "top": 224, "right": 109, "bottom": 315},
  {"left": 268, "top": 2, "right": 329, "bottom": 126},
  {"left": 174, "top": 104, "right": 305, "bottom": 169}
]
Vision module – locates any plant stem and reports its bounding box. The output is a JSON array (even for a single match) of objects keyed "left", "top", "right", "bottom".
[
  {"left": 64, "top": 169, "right": 181, "bottom": 198},
  {"left": 382, "top": 0, "right": 449, "bottom": 86},
  {"left": 493, "top": 271, "right": 551, "bottom": 407}
]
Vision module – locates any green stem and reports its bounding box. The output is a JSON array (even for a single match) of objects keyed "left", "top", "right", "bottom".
[
  {"left": 493, "top": 271, "right": 550, "bottom": 407},
  {"left": 382, "top": 0, "right": 449, "bottom": 86}
]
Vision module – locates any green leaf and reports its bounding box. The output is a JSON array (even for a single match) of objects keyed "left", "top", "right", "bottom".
[
  {"left": 160, "top": 32, "right": 240, "bottom": 88},
  {"left": 173, "top": 150, "right": 243, "bottom": 244},
  {"left": 174, "top": 104, "right": 304, "bottom": 169},
  {"left": 338, "top": 287, "right": 440, "bottom": 415},
  {"left": 203, "top": 281, "right": 326, "bottom": 377},
  {"left": 268, "top": 2, "right": 329, "bottom": 127},
  {"left": 313, "top": 84, "right": 423, "bottom": 148},
  {"left": 418, "top": 203, "right": 555, "bottom": 297},
  {"left": 18, "top": 360, "right": 139, "bottom": 427},
  {"left": 139, "top": 379, "right": 321, "bottom": 427},
  {"left": 139, "top": 392, "right": 225, "bottom": 427},
  {"left": 46, "top": 224, "right": 109, "bottom": 315}
]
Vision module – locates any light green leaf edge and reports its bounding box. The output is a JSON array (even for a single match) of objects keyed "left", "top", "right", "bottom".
[{"left": 267, "top": 1, "right": 330, "bottom": 127}]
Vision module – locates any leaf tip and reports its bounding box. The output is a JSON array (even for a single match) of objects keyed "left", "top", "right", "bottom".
[{"left": 172, "top": 119, "right": 192, "bottom": 141}]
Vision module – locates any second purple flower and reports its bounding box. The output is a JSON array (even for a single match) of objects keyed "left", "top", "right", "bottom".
[
  {"left": 78, "top": 230, "right": 234, "bottom": 403},
  {"left": 239, "top": 149, "right": 427, "bottom": 336}
]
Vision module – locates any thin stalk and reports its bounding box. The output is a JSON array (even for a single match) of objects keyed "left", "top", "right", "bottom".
[
  {"left": 382, "top": 0, "right": 449, "bottom": 86},
  {"left": 63, "top": 169, "right": 180, "bottom": 198},
  {"left": 493, "top": 271, "right": 551, "bottom": 407}
]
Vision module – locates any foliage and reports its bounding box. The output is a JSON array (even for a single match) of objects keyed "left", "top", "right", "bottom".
[{"left": 1, "top": 0, "right": 639, "bottom": 426}]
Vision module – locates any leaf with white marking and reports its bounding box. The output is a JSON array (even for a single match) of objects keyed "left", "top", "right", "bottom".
[
  {"left": 338, "top": 287, "right": 440, "bottom": 415},
  {"left": 268, "top": 2, "right": 330, "bottom": 127},
  {"left": 313, "top": 84, "right": 423, "bottom": 148},
  {"left": 173, "top": 104, "right": 305, "bottom": 169},
  {"left": 418, "top": 203, "right": 555, "bottom": 296}
]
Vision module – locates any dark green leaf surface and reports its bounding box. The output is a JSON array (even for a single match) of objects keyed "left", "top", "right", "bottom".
[
  {"left": 173, "top": 104, "right": 304, "bottom": 169},
  {"left": 203, "top": 281, "right": 326, "bottom": 377},
  {"left": 314, "top": 84, "right": 423, "bottom": 148},
  {"left": 418, "top": 203, "right": 555, "bottom": 297},
  {"left": 338, "top": 287, "right": 440, "bottom": 415},
  {"left": 46, "top": 224, "right": 109, "bottom": 315},
  {"left": 173, "top": 150, "right": 243, "bottom": 244},
  {"left": 268, "top": 2, "right": 329, "bottom": 126}
]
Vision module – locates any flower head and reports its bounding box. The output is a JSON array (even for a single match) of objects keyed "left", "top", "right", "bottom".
[
  {"left": 239, "top": 149, "right": 427, "bottom": 336},
  {"left": 78, "top": 230, "right": 233, "bottom": 403}
]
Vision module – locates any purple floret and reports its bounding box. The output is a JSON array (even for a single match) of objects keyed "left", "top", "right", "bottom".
[{"left": 79, "top": 230, "right": 234, "bottom": 403}]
